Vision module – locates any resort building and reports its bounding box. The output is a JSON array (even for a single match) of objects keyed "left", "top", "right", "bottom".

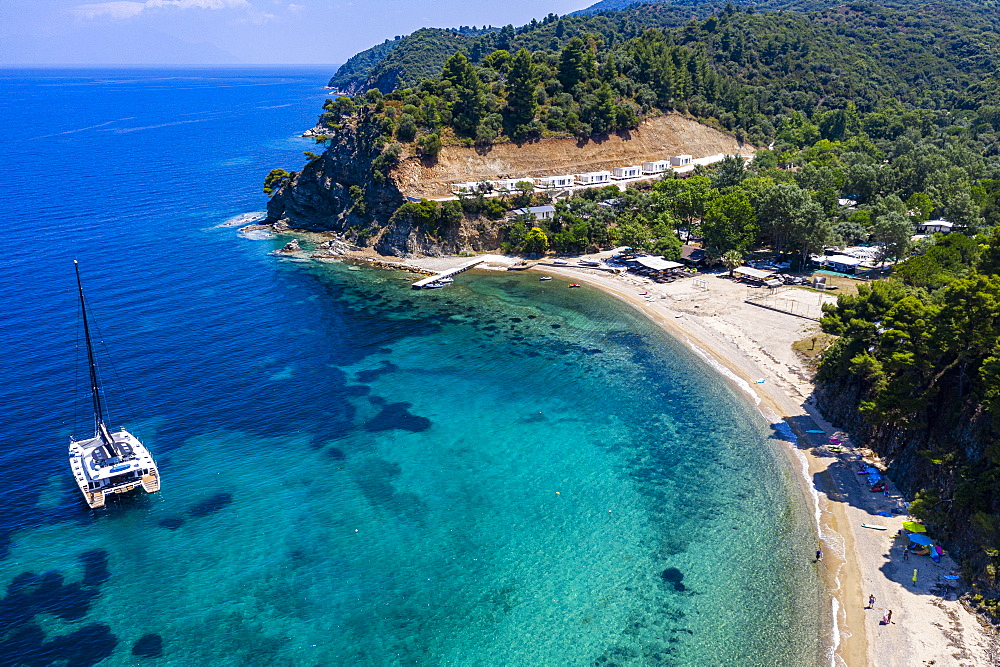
[
  {"left": 451, "top": 181, "right": 490, "bottom": 195},
  {"left": 919, "top": 219, "right": 955, "bottom": 234},
  {"left": 537, "top": 175, "right": 575, "bottom": 189},
  {"left": 642, "top": 160, "right": 671, "bottom": 174},
  {"left": 492, "top": 178, "right": 534, "bottom": 193},
  {"left": 510, "top": 205, "right": 556, "bottom": 221},
  {"left": 612, "top": 165, "right": 642, "bottom": 180},
  {"left": 670, "top": 155, "right": 693, "bottom": 167},
  {"left": 575, "top": 171, "right": 612, "bottom": 185}
]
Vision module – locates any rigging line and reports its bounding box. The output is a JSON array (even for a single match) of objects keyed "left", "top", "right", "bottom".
[
  {"left": 91, "top": 304, "right": 136, "bottom": 426},
  {"left": 73, "top": 292, "right": 81, "bottom": 439}
]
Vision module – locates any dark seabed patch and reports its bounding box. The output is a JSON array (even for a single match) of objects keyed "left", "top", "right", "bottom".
[
  {"left": 661, "top": 567, "right": 686, "bottom": 592},
  {"left": 355, "top": 360, "right": 398, "bottom": 383},
  {"left": 132, "top": 633, "right": 164, "bottom": 658},
  {"left": 0, "top": 551, "right": 117, "bottom": 665},
  {"left": 80, "top": 549, "right": 111, "bottom": 587},
  {"left": 158, "top": 517, "right": 186, "bottom": 530},
  {"left": 325, "top": 447, "right": 346, "bottom": 460},
  {"left": 187, "top": 493, "right": 234, "bottom": 518},
  {"left": 365, "top": 402, "right": 431, "bottom": 432}
]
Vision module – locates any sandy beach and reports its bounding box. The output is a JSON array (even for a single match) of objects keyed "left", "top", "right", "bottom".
[{"left": 305, "top": 240, "right": 1000, "bottom": 665}]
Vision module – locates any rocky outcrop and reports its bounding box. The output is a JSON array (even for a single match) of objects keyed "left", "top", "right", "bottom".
[{"left": 265, "top": 119, "right": 406, "bottom": 241}]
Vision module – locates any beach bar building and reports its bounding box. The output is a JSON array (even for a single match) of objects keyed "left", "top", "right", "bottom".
[
  {"left": 612, "top": 165, "right": 642, "bottom": 180},
  {"left": 634, "top": 256, "right": 683, "bottom": 271},
  {"left": 537, "top": 174, "right": 575, "bottom": 189},
  {"left": 733, "top": 266, "right": 773, "bottom": 282},
  {"left": 575, "top": 171, "right": 612, "bottom": 186},
  {"left": 670, "top": 155, "right": 693, "bottom": 167},
  {"left": 642, "top": 160, "right": 671, "bottom": 174}
]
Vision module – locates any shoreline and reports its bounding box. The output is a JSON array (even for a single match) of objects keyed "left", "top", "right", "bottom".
[{"left": 526, "top": 261, "right": 998, "bottom": 667}]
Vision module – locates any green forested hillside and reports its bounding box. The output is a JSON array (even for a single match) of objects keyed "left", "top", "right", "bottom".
[{"left": 319, "top": 2, "right": 1000, "bottom": 147}]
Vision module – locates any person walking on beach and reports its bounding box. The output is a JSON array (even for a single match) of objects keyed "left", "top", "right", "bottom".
[
  {"left": 816, "top": 548, "right": 823, "bottom": 562},
  {"left": 903, "top": 547, "right": 909, "bottom": 561},
  {"left": 868, "top": 594, "right": 876, "bottom": 609}
]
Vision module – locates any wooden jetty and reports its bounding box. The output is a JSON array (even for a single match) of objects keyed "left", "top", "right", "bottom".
[{"left": 412, "top": 259, "right": 484, "bottom": 289}]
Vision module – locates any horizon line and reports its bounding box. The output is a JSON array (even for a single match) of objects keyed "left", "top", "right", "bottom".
[{"left": 0, "top": 63, "right": 342, "bottom": 69}]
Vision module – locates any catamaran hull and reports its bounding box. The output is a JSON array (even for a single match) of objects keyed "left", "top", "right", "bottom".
[{"left": 69, "top": 429, "right": 160, "bottom": 509}]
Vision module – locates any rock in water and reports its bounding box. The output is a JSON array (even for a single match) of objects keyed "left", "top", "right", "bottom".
[{"left": 275, "top": 239, "right": 301, "bottom": 254}]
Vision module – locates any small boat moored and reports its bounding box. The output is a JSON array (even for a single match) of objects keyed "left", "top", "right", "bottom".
[{"left": 539, "top": 276, "right": 552, "bottom": 281}]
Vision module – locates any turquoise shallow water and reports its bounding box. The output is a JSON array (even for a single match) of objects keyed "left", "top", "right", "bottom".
[{"left": 0, "top": 69, "right": 824, "bottom": 665}]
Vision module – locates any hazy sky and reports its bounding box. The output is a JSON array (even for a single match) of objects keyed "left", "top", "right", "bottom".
[{"left": 0, "top": 0, "right": 594, "bottom": 65}]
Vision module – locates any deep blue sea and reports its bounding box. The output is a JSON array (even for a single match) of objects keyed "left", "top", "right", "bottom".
[{"left": 0, "top": 68, "right": 824, "bottom": 666}]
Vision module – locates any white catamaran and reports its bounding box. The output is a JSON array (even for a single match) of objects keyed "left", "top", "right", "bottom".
[{"left": 68, "top": 260, "right": 160, "bottom": 509}]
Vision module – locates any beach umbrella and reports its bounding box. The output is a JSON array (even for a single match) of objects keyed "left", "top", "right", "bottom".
[
  {"left": 908, "top": 534, "right": 934, "bottom": 546},
  {"left": 864, "top": 467, "right": 881, "bottom": 474},
  {"left": 902, "top": 521, "right": 926, "bottom": 533}
]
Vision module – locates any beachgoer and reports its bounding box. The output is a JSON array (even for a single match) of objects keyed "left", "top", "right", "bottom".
[
  {"left": 816, "top": 549, "right": 823, "bottom": 561},
  {"left": 882, "top": 611, "right": 889, "bottom": 625},
  {"left": 884, "top": 488, "right": 890, "bottom": 497},
  {"left": 903, "top": 548, "right": 909, "bottom": 561},
  {"left": 887, "top": 610, "right": 892, "bottom": 624},
  {"left": 868, "top": 594, "right": 875, "bottom": 608}
]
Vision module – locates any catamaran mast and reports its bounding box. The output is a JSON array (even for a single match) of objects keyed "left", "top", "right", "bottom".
[{"left": 74, "top": 260, "right": 115, "bottom": 447}]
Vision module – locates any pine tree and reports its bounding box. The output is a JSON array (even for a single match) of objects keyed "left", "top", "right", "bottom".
[
  {"left": 505, "top": 48, "right": 538, "bottom": 135},
  {"left": 442, "top": 51, "right": 486, "bottom": 137},
  {"left": 558, "top": 37, "right": 591, "bottom": 92}
]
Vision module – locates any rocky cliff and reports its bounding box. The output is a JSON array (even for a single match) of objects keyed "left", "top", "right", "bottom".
[{"left": 265, "top": 118, "right": 402, "bottom": 237}]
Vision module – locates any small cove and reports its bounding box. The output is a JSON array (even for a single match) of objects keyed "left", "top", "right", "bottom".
[{"left": 0, "top": 67, "right": 823, "bottom": 666}]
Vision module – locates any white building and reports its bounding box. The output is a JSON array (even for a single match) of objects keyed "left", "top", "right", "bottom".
[
  {"left": 670, "top": 155, "right": 693, "bottom": 167},
  {"left": 537, "top": 174, "right": 575, "bottom": 189},
  {"left": 919, "top": 219, "right": 955, "bottom": 234},
  {"left": 510, "top": 205, "right": 556, "bottom": 221},
  {"left": 492, "top": 178, "right": 534, "bottom": 193},
  {"left": 642, "top": 160, "right": 671, "bottom": 174},
  {"left": 451, "top": 181, "right": 490, "bottom": 195},
  {"left": 575, "top": 171, "right": 611, "bottom": 185},
  {"left": 612, "top": 165, "right": 642, "bottom": 180}
]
